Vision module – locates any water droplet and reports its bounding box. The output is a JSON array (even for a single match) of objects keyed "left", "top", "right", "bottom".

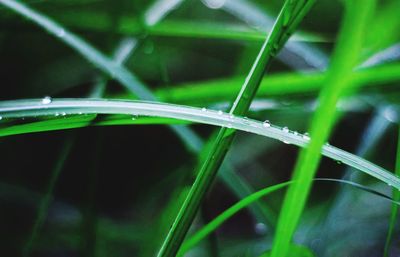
[
  {"left": 263, "top": 120, "right": 271, "bottom": 128},
  {"left": 55, "top": 113, "right": 60, "bottom": 117},
  {"left": 202, "top": 0, "right": 225, "bottom": 9},
  {"left": 78, "top": 112, "right": 83, "bottom": 115},
  {"left": 283, "top": 140, "right": 290, "bottom": 144},
  {"left": 303, "top": 133, "right": 310, "bottom": 140},
  {"left": 0, "top": 116, "right": 2, "bottom": 120},
  {"left": 255, "top": 223, "right": 267, "bottom": 235},
  {"left": 42, "top": 96, "right": 52, "bottom": 104},
  {"left": 57, "top": 29, "right": 65, "bottom": 37},
  {"left": 282, "top": 126, "right": 289, "bottom": 133},
  {"left": 201, "top": 107, "right": 207, "bottom": 112},
  {"left": 336, "top": 160, "right": 342, "bottom": 164},
  {"left": 243, "top": 117, "right": 251, "bottom": 125},
  {"left": 218, "top": 110, "right": 223, "bottom": 115},
  {"left": 61, "top": 112, "right": 66, "bottom": 116}
]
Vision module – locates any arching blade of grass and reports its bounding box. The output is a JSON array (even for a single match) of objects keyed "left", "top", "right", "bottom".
[
  {"left": 383, "top": 126, "right": 400, "bottom": 257},
  {"left": 0, "top": 98, "right": 399, "bottom": 190},
  {"left": 0, "top": 0, "right": 273, "bottom": 228},
  {"left": 179, "top": 178, "right": 400, "bottom": 256},
  {"left": 270, "top": 1, "right": 376, "bottom": 257},
  {"left": 156, "top": 1, "right": 316, "bottom": 256},
  {"left": 178, "top": 181, "right": 291, "bottom": 257},
  {"left": 0, "top": 0, "right": 205, "bottom": 153},
  {"left": 154, "top": 62, "right": 400, "bottom": 106}
]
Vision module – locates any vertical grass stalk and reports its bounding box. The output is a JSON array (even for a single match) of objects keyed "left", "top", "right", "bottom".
[
  {"left": 157, "top": 1, "right": 316, "bottom": 256},
  {"left": 270, "top": 1, "right": 376, "bottom": 257}
]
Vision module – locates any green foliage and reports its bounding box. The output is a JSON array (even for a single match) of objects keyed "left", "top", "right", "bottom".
[
  {"left": 270, "top": 1, "right": 376, "bottom": 256},
  {"left": 0, "top": 0, "right": 400, "bottom": 256}
]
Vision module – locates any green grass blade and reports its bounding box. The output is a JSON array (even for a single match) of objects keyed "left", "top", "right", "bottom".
[
  {"left": 218, "top": 166, "right": 277, "bottom": 225},
  {"left": 383, "top": 126, "right": 400, "bottom": 257},
  {"left": 0, "top": 0, "right": 262, "bottom": 231},
  {"left": 179, "top": 178, "right": 400, "bottom": 256},
  {"left": 0, "top": 98, "right": 399, "bottom": 191},
  {"left": 217, "top": 0, "right": 329, "bottom": 70},
  {"left": 154, "top": 62, "right": 400, "bottom": 105},
  {"left": 156, "top": 1, "right": 315, "bottom": 256},
  {"left": 0, "top": 0, "right": 206, "bottom": 154},
  {"left": 178, "top": 181, "right": 290, "bottom": 256},
  {"left": 270, "top": 1, "right": 376, "bottom": 257},
  {"left": 0, "top": 1, "right": 273, "bottom": 226}
]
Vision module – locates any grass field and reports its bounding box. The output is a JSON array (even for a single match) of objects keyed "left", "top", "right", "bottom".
[{"left": 1, "top": 0, "right": 400, "bottom": 256}]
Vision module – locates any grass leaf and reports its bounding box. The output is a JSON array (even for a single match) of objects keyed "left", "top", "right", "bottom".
[
  {"left": 1, "top": 98, "right": 399, "bottom": 192},
  {"left": 270, "top": 1, "right": 376, "bottom": 256},
  {"left": 156, "top": 1, "right": 316, "bottom": 256},
  {"left": 179, "top": 178, "right": 400, "bottom": 256},
  {"left": 0, "top": 0, "right": 275, "bottom": 231},
  {"left": 154, "top": 62, "right": 400, "bottom": 105}
]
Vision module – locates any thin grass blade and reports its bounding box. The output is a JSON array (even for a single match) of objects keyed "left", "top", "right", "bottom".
[
  {"left": 270, "top": 1, "right": 376, "bottom": 256},
  {"left": 179, "top": 178, "right": 400, "bottom": 256},
  {"left": 1, "top": 98, "right": 400, "bottom": 191},
  {"left": 156, "top": 1, "right": 316, "bottom": 256}
]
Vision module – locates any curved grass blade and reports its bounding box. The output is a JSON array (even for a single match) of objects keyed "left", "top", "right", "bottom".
[
  {"left": 0, "top": 98, "right": 399, "bottom": 190},
  {"left": 0, "top": 0, "right": 275, "bottom": 230},
  {"left": 156, "top": 1, "right": 316, "bottom": 256},
  {"left": 0, "top": 0, "right": 205, "bottom": 152},
  {"left": 270, "top": 1, "right": 376, "bottom": 257},
  {"left": 383, "top": 126, "right": 400, "bottom": 257},
  {"left": 178, "top": 178, "right": 400, "bottom": 256}
]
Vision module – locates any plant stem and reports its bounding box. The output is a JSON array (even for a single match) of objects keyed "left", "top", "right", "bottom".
[
  {"left": 156, "top": 1, "right": 316, "bottom": 256},
  {"left": 270, "top": 1, "right": 376, "bottom": 256}
]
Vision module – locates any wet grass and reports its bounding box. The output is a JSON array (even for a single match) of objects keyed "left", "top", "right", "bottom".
[{"left": 0, "top": 0, "right": 400, "bottom": 256}]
